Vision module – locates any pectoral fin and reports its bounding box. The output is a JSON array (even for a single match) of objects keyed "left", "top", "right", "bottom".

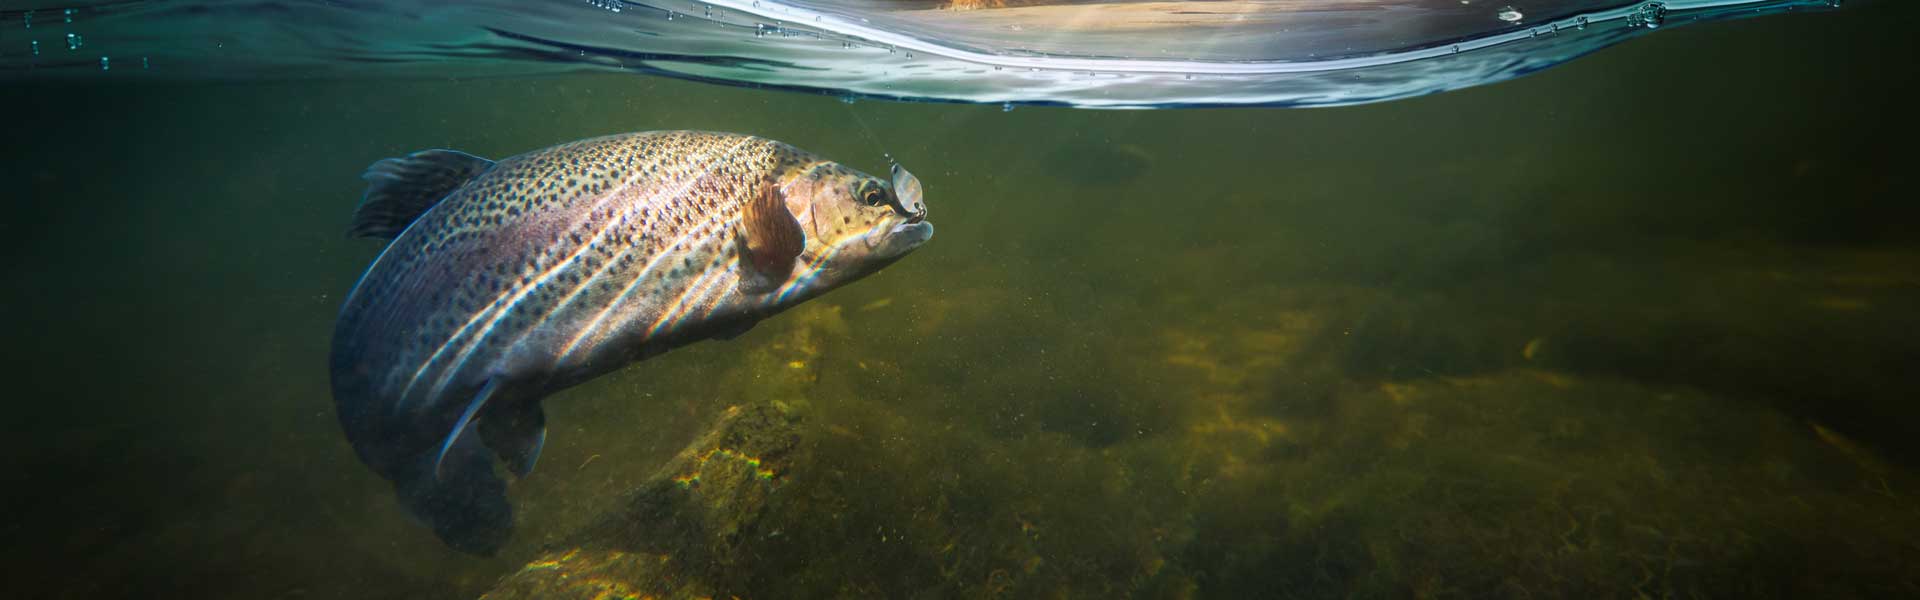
[
  {"left": 433, "top": 377, "right": 501, "bottom": 481},
  {"left": 737, "top": 180, "right": 805, "bottom": 294}
]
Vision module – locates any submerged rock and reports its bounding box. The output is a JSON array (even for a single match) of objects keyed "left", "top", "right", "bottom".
[{"left": 480, "top": 403, "right": 803, "bottom": 600}]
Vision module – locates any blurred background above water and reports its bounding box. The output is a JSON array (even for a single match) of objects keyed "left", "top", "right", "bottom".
[{"left": 2, "top": 0, "right": 1916, "bottom": 598}]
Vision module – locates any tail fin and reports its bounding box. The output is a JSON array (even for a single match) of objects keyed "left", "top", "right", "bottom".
[{"left": 395, "top": 432, "right": 514, "bottom": 556}]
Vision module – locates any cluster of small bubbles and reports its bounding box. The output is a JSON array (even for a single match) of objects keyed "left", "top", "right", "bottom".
[
  {"left": 903, "top": 51, "right": 913, "bottom": 60},
  {"left": 992, "top": 65, "right": 1002, "bottom": 71},
  {"left": 1576, "top": 16, "right": 1589, "bottom": 30},
  {"left": 23, "top": 10, "right": 31, "bottom": 29},
  {"left": 665, "top": 10, "right": 675, "bottom": 20},
  {"left": 1628, "top": 2, "right": 1666, "bottom": 29},
  {"left": 1001, "top": 102, "right": 1014, "bottom": 112},
  {"left": 1497, "top": 6, "right": 1523, "bottom": 23},
  {"left": 704, "top": 5, "right": 713, "bottom": 18},
  {"left": 585, "top": 0, "right": 622, "bottom": 13},
  {"left": 839, "top": 95, "right": 856, "bottom": 104},
  {"left": 99, "top": 55, "right": 108, "bottom": 71},
  {"left": 66, "top": 32, "right": 82, "bottom": 50}
]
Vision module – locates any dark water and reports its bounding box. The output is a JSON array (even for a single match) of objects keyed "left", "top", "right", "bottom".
[{"left": 4, "top": 1, "right": 1918, "bottom": 598}]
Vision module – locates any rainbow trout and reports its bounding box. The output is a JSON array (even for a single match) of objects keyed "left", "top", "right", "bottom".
[{"left": 328, "top": 131, "right": 931, "bottom": 554}]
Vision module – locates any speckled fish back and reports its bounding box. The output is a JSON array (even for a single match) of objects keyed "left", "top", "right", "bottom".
[{"left": 331, "top": 131, "right": 817, "bottom": 457}]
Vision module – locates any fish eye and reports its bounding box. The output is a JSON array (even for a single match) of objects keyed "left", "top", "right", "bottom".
[{"left": 857, "top": 182, "right": 886, "bottom": 207}]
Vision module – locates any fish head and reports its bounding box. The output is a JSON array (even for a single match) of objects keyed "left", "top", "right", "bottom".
[{"left": 777, "top": 160, "right": 934, "bottom": 283}]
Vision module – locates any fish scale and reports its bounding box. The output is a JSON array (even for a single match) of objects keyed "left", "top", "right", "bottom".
[{"left": 329, "top": 130, "right": 932, "bottom": 554}]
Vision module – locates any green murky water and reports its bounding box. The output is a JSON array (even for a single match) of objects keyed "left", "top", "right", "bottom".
[{"left": 4, "top": 1, "right": 1917, "bottom": 598}]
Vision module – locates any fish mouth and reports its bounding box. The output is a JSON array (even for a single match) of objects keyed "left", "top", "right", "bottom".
[{"left": 878, "top": 219, "right": 934, "bottom": 255}]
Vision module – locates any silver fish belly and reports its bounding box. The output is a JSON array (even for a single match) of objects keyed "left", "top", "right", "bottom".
[{"left": 328, "top": 131, "right": 932, "bottom": 554}]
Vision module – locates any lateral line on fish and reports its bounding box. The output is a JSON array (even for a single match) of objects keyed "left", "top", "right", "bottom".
[
  {"left": 418, "top": 157, "right": 685, "bottom": 409},
  {"left": 554, "top": 169, "right": 747, "bottom": 360},
  {"left": 481, "top": 161, "right": 685, "bottom": 373},
  {"left": 396, "top": 297, "right": 508, "bottom": 412},
  {"left": 396, "top": 154, "right": 667, "bottom": 411},
  {"left": 694, "top": 262, "right": 746, "bottom": 322},
  {"left": 597, "top": 215, "right": 740, "bottom": 350},
  {"left": 554, "top": 138, "right": 758, "bottom": 363},
  {"left": 648, "top": 256, "right": 737, "bottom": 338}
]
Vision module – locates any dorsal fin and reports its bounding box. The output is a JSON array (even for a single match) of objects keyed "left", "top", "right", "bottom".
[{"left": 349, "top": 149, "right": 495, "bottom": 240}]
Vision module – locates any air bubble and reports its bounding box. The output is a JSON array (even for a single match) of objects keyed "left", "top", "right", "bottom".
[
  {"left": 1497, "top": 6, "right": 1523, "bottom": 23},
  {"left": 64, "top": 9, "right": 74, "bottom": 24},
  {"left": 1451, "top": 44, "right": 1461, "bottom": 54},
  {"left": 100, "top": 56, "right": 108, "bottom": 71},
  {"left": 66, "top": 32, "right": 81, "bottom": 50},
  {"left": 840, "top": 95, "right": 856, "bottom": 105},
  {"left": 22, "top": 10, "right": 31, "bottom": 29},
  {"left": 1001, "top": 102, "right": 1014, "bottom": 112},
  {"left": 904, "top": 51, "right": 913, "bottom": 60},
  {"left": 30, "top": 40, "right": 39, "bottom": 56},
  {"left": 1576, "top": 16, "right": 1590, "bottom": 30}
]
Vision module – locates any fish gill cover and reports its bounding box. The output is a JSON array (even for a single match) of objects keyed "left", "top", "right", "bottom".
[{"left": 0, "top": 0, "right": 1838, "bottom": 108}]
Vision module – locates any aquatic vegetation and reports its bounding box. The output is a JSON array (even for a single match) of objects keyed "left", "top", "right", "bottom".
[{"left": 481, "top": 269, "right": 1920, "bottom": 597}]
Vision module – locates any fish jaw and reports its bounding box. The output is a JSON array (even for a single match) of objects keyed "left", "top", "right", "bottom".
[{"left": 875, "top": 220, "right": 934, "bottom": 258}]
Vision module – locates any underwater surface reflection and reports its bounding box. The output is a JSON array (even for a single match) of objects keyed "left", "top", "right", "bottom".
[{"left": 1, "top": 0, "right": 1916, "bottom": 598}]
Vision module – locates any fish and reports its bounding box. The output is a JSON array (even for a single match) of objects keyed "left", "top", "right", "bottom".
[{"left": 328, "top": 130, "right": 932, "bottom": 554}]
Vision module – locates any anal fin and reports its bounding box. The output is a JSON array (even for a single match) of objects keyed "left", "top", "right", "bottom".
[{"left": 481, "top": 398, "right": 548, "bottom": 478}]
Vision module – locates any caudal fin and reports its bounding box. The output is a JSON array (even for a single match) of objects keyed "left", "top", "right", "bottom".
[{"left": 396, "top": 432, "right": 514, "bottom": 556}]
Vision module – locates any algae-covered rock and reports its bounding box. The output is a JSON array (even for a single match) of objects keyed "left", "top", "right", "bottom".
[{"left": 480, "top": 403, "right": 802, "bottom": 600}]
